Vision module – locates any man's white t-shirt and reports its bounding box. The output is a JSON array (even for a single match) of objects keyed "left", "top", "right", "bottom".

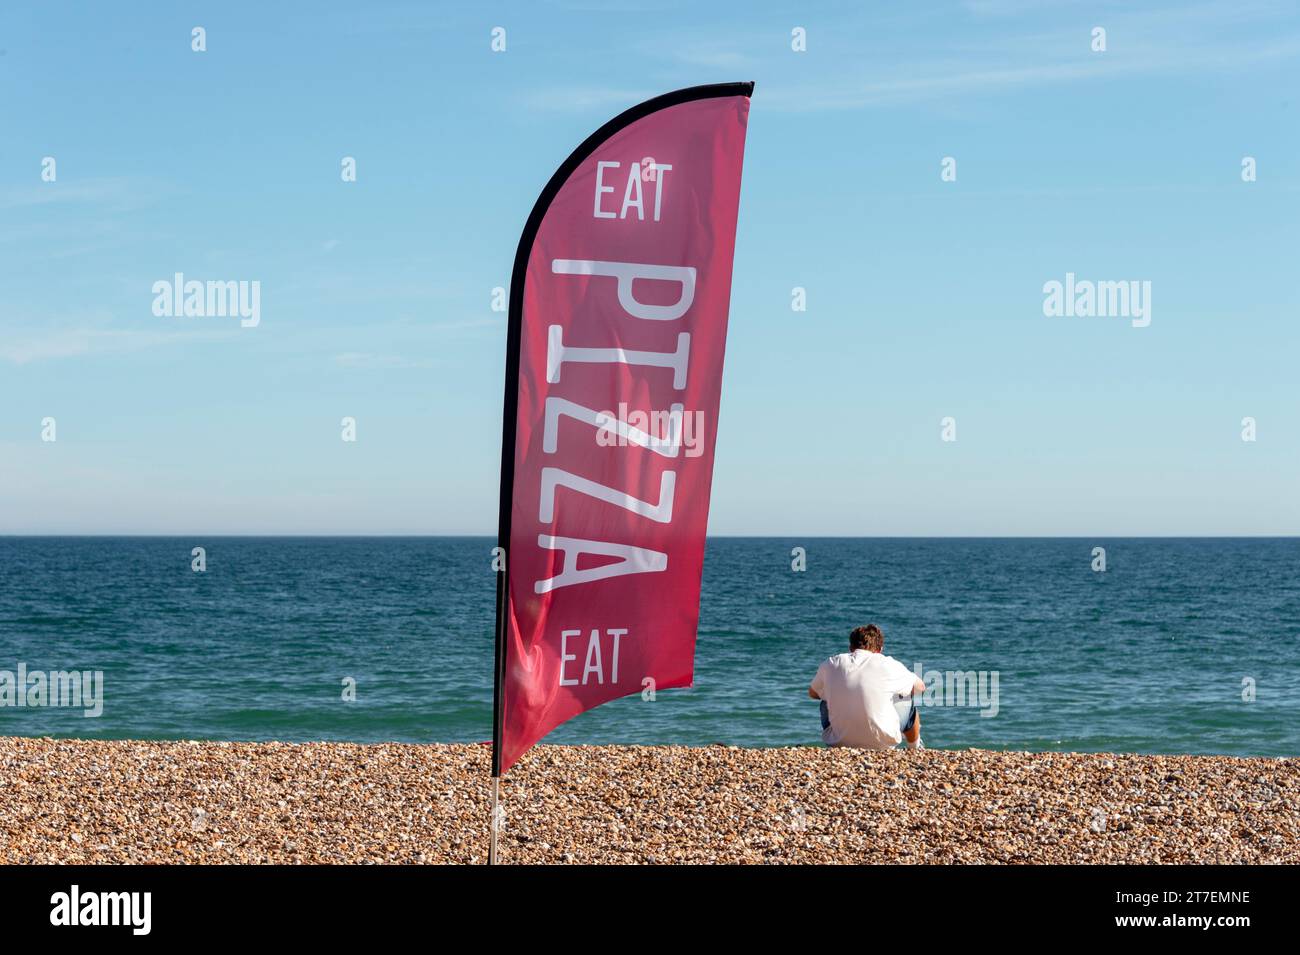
[{"left": 811, "top": 650, "right": 917, "bottom": 749}]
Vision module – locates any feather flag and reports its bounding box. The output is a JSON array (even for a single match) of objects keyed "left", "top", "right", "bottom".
[{"left": 492, "top": 83, "right": 753, "bottom": 776}]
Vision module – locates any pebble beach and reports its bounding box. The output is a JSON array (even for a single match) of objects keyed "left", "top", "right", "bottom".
[{"left": 2, "top": 737, "right": 1295, "bottom": 864}]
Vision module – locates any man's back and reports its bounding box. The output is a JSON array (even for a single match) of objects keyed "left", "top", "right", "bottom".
[{"left": 812, "top": 649, "right": 917, "bottom": 749}]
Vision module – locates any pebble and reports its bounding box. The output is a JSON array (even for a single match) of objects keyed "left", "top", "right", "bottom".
[{"left": 1, "top": 738, "right": 1295, "bottom": 864}]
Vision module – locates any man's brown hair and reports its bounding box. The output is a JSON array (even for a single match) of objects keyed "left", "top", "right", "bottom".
[{"left": 849, "top": 624, "right": 884, "bottom": 652}]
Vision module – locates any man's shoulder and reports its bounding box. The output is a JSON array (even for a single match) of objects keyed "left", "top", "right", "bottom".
[{"left": 879, "top": 653, "right": 913, "bottom": 675}]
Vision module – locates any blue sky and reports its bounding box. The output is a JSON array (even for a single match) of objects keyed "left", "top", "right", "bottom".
[{"left": 2, "top": 0, "right": 1297, "bottom": 535}]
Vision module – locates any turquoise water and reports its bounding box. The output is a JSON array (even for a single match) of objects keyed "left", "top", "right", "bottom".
[{"left": 1, "top": 537, "right": 1297, "bottom": 756}]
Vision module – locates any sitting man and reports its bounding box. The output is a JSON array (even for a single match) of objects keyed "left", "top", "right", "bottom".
[{"left": 809, "top": 623, "right": 925, "bottom": 750}]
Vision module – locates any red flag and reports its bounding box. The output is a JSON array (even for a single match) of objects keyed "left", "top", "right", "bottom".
[{"left": 492, "top": 83, "right": 753, "bottom": 775}]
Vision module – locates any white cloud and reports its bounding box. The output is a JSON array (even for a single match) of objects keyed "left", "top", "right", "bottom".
[
  {"left": 0, "top": 326, "right": 235, "bottom": 364},
  {"left": 761, "top": 19, "right": 1300, "bottom": 111},
  {"left": 333, "top": 351, "right": 431, "bottom": 369},
  {"left": 521, "top": 85, "right": 657, "bottom": 113},
  {"left": 0, "top": 177, "right": 169, "bottom": 213}
]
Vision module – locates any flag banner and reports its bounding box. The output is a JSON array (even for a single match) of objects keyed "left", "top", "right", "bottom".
[{"left": 493, "top": 83, "right": 752, "bottom": 775}]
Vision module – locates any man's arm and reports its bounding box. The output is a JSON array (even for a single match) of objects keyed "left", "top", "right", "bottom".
[
  {"left": 809, "top": 662, "right": 826, "bottom": 700},
  {"left": 890, "top": 658, "right": 924, "bottom": 698}
]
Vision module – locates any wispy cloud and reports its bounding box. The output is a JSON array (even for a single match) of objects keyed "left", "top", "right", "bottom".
[
  {"left": 521, "top": 85, "right": 657, "bottom": 113},
  {"left": 332, "top": 351, "right": 432, "bottom": 370},
  {"left": 761, "top": 7, "right": 1300, "bottom": 111},
  {"left": 670, "top": 44, "right": 756, "bottom": 71},
  {"left": 0, "top": 177, "right": 170, "bottom": 213},
  {"left": 1, "top": 325, "right": 235, "bottom": 364},
  {"left": 527, "top": 2, "right": 1300, "bottom": 115},
  {"left": 328, "top": 318, "right": 503, "bottom": 370}
]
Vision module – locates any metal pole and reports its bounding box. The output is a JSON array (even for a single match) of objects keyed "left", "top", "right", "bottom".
[
  {"left": 488, "top": 548, "right": 508, "bottom": 865},
  {"left": 488, "top": 776, "right": 501, "bottom": 865}
]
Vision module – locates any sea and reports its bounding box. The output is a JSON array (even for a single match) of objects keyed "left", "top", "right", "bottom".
[{"left": 1, "top": 537, "right": 1297, "bottom": 757}]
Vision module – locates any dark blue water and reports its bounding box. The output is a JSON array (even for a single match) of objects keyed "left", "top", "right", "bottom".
[{"left": 1, "top": 537, "right": 1297, "bottom": 756}]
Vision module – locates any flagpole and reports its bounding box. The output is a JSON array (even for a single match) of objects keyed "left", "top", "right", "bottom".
[
  {"left": 488, "top": 479, "right": 510, "bottom": 865},
  {"left": 489, "top": 132, "right": 530, "bottom": 862},
  {"left": 488, "top": 776, "right": 501, "bottom": 865},
  {"left": 488, "top": 529, "right": 509, "bottom": 864}
]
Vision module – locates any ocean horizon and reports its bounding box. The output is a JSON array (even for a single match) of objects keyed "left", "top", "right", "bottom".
[{"left": 2, "top": 536, "right": 1297, "bottom": 757}]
